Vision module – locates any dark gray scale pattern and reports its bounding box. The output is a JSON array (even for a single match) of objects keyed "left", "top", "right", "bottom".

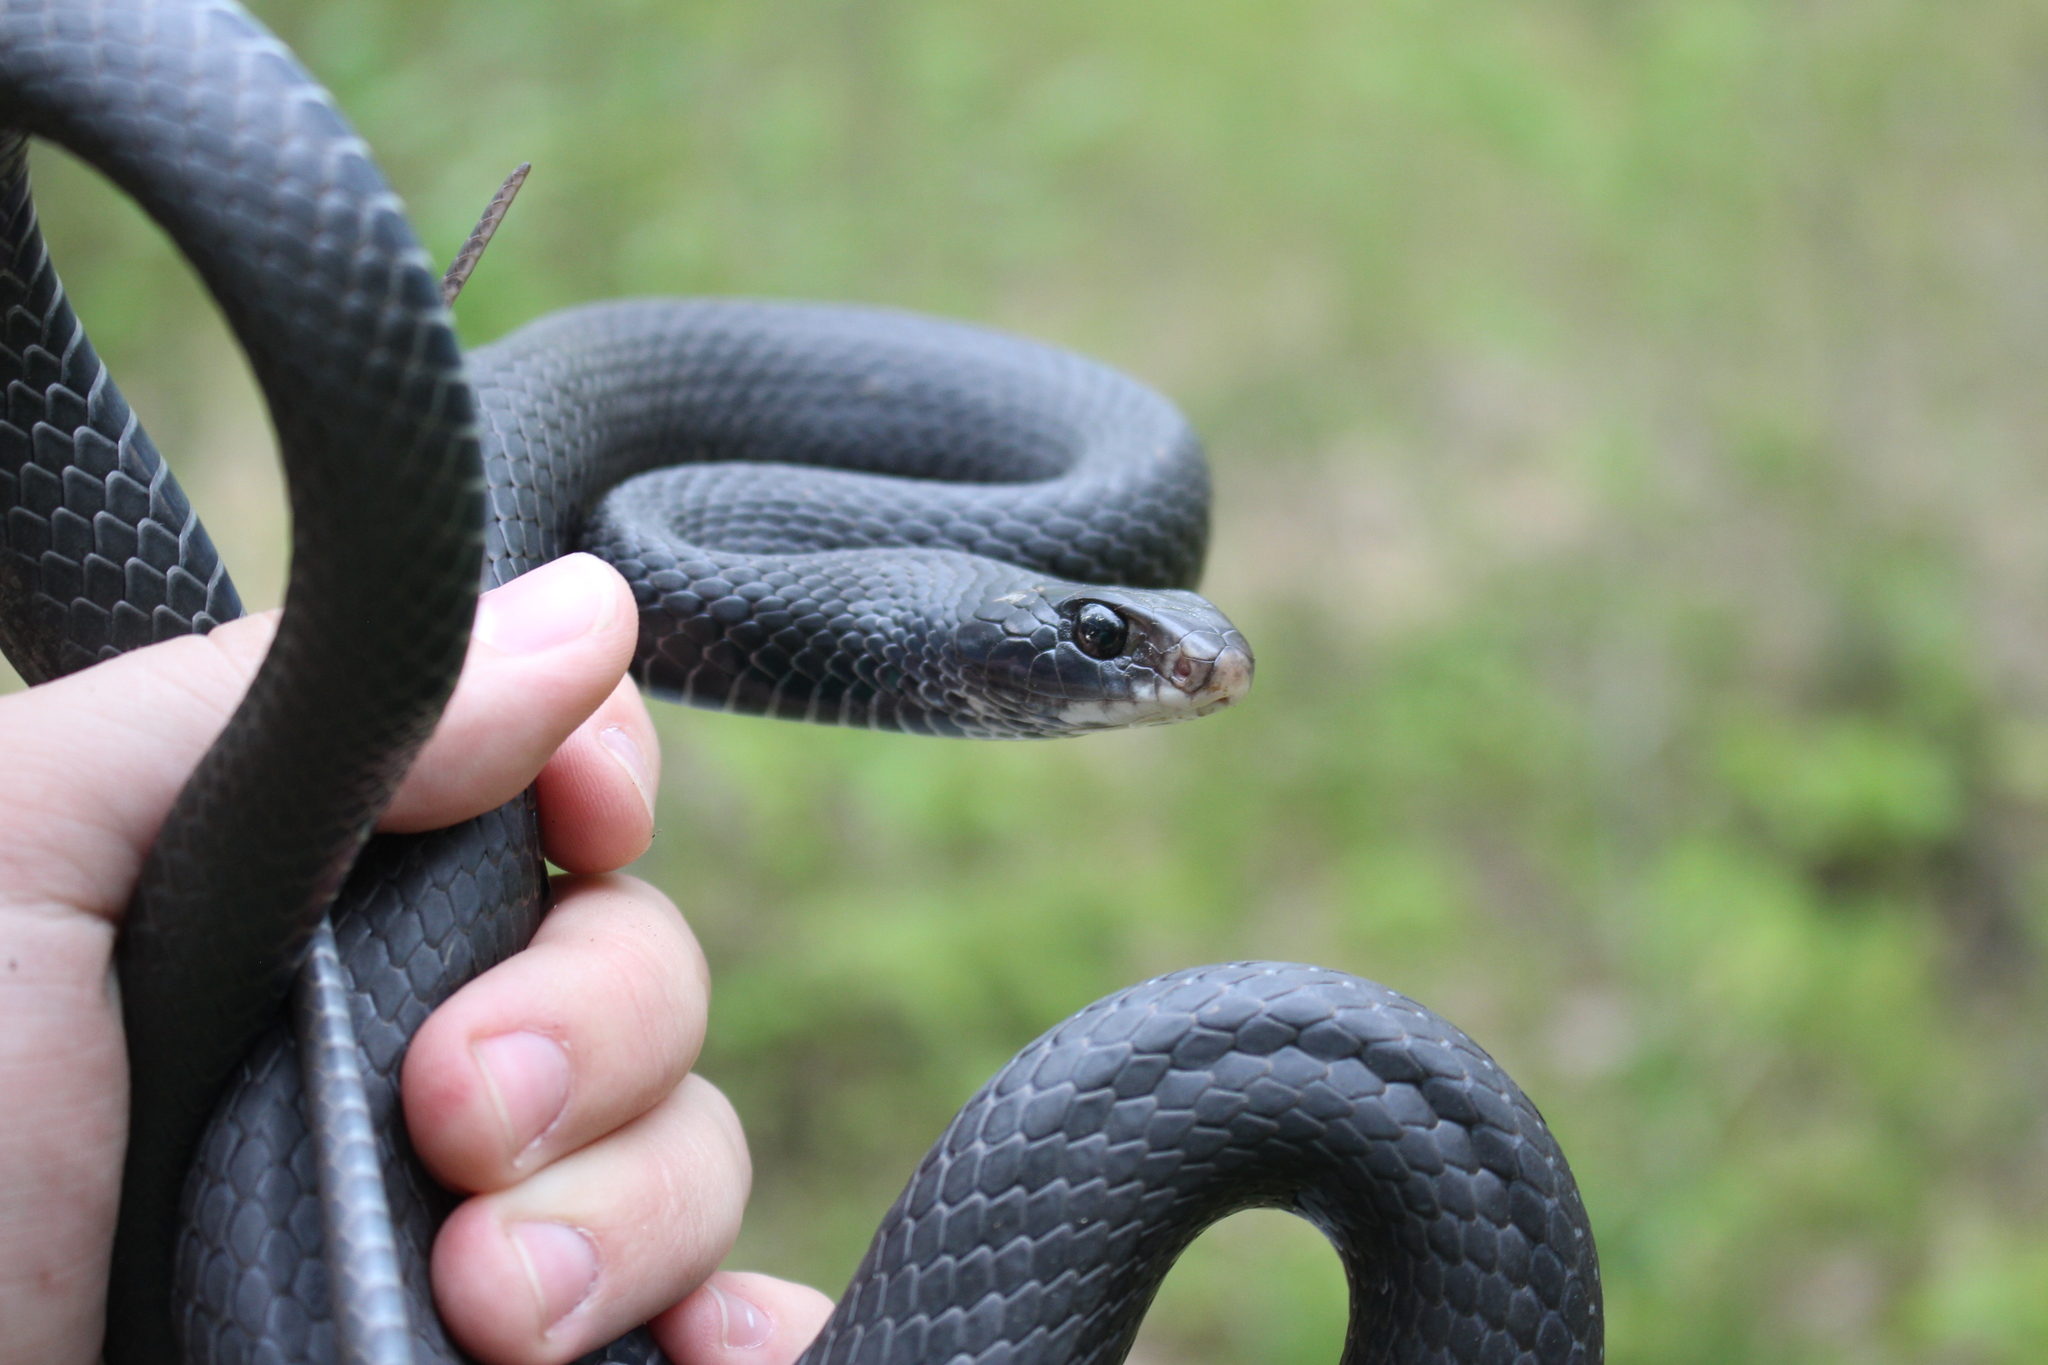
[
  {"left": 0, "top": 132, "right": 239, "bottom": 684},
  {"left": 177, "top": 799, "right": 573, "bottom": 1365},
  {"left": 294, "top": 919, "right": 414, "bottom": 1365},
  {"left": 0, "top": 3, "right": 483, "bottom": 1361},
  {"left": 0, "top": 4, "right": 1602, "bottom": 1365},
  {"left": 798, "top": 964, "right": 1601, "bottom": 1365},
  {"left": 469, "top": 300, "right": 1238, "bottom": 738},
  {"left": 465, "top": 299, "right": 1208, "bottom": 592}
]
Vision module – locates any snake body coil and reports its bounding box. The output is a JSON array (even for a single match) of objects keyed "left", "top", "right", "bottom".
[{"left": 0, "top": 3, "right": 1602, "bottom": 1363}]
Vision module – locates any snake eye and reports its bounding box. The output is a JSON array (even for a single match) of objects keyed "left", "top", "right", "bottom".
[{"left": 1072, "top": 602, "right": 1129, "bottom": 660}]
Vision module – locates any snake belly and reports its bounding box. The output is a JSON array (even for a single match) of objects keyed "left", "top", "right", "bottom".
[{"left": 0, "top": 3, "right": 1602, "bottom": 1364}]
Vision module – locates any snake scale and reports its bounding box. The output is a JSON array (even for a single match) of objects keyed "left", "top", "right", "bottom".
[{"left": 0, "top": 3, "right": 1603, "bottom": 1363}]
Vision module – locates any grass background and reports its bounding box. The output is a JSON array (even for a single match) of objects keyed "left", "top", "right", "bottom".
[{"left": 8, "top": 0, "right": 2048, "bottom": 1359}]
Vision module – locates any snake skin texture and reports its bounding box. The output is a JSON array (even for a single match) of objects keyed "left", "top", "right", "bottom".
[
  {"left": 0, "top": 2, "right": 482, "bottom": 1359},
  {"left": 0, "top": 3, "right": 1604, "bottom": 1364},
  {"left": 294, "top": 919, "right": 415, "bottom": 1365},
  {"left": 802, "top": 964, "right": 1600, "bottom": 1365},
  {"left": 179, "top": 801, "right": 559, "bottom": 1365},
  {"left": 471, "top": 299, "right": 1250, "bottom": 737}
]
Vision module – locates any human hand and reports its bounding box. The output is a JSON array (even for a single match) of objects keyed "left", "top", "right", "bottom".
[{"left": 0, "top": 552, "right": 832, "bottom": 1365}]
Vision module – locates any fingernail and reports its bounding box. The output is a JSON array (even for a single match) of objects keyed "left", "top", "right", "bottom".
[
  {"left": 509, "top": 1222, "right": 598, "bottom": 1333},
  {"left": 473, "top": 1031, "right": 570, "bottom": 1159},
  {"left": 474, "top": 555, "right": 616, "bottom": 654},
  {"left": 711, "top": 1282, "right": 774, "bottom": 1351},
  {"left": 598, "top": 724, "right": 656, "bottom": 820}
]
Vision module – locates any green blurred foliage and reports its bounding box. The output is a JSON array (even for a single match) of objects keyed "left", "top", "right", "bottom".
[{"left": 10, "top": 0, "right": 2048, "bottom": 1359}]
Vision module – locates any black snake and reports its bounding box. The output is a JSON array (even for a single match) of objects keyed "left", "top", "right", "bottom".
[{"left": 0, "top": 2, "right": 1603, "bottom": 1363}]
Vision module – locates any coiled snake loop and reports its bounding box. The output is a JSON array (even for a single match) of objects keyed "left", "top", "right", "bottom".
[{"left": 0, "top": 3, "right": 1600, "bottom": 1363}]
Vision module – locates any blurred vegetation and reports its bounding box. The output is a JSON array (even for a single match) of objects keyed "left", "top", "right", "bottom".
[{"left": 9, "top": 0, "right": 2048, "bottom": 1359}]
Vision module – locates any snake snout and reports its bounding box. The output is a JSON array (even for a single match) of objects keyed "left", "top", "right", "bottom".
[{"left": 1166, "top": 627, "right": 1255, "bottom": 712}]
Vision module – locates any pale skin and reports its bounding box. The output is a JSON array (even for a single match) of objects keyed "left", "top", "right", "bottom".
[{"left": 0, "top": 552, "right": 834, "bottom": 1365}]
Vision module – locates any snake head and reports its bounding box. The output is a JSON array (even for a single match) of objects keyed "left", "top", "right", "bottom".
[{"left": 954, "top": 583, "right": 1254, "bottom": 735}]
